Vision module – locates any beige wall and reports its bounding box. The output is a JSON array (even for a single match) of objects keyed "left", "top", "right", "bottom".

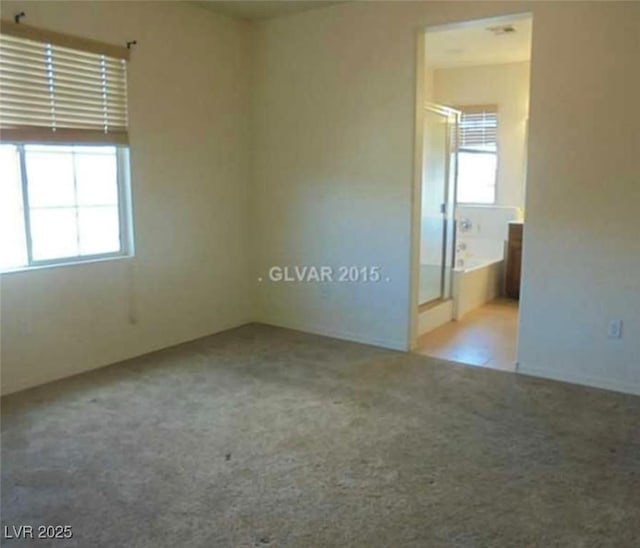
[
  {"left": 517, "top": 2, "right": 639, "bottom": 394},
  {"left": 0, "top": 1, "right": 253, "bottom": 394},
  {"left": 2, "top": 1, "right": 639, "bottom": 397},
  {"left": 252, "top": 1, "right": 640, "bottom": 394},
  {"left": 433, "top": 61, "right": 531, "bottom": 208}
]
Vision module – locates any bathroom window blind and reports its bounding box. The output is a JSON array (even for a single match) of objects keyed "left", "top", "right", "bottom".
[
  {"left": 456, "top": 105, "right": 498, "bottom": 204},
  {"left": 0, "top": 21, "right": 129, "bottom": 144},
  {"left": 458, "top": 106, "right": 498, "bottom": 153}
]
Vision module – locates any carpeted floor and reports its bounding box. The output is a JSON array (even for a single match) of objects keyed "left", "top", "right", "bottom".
[{"left": 2, "top": 323, "right": 639, "bottom": 547}]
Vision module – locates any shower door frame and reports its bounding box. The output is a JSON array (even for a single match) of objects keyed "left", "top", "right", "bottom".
[{"left": 420, "top": 103, "right": 459, "bottom": 306}]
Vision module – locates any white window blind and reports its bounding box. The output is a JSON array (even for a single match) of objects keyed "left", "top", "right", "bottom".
[
  {"left": 458, "top": 106, "right": 497, "bottom": 153},
  {"left": 456, "top": 105, "right": 498, "bottom": 204},
  {"left": 0, "top": 22, "right": 129, "bottom": 144}
]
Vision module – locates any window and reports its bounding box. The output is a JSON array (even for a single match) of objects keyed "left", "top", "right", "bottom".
[
  {"left": 456, "top": 106, "right": 498, "bottom": 204},
  {"left": 0, "top": 144, "right": 130, "bottom": 270},
  {"left": 0, "top": 21, "right": 132, "bottom": 271}
]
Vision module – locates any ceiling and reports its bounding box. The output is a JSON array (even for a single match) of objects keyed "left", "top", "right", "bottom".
[
  {"left": 194, "top": 1, "right": 342, "bottom": 21},
  {"left": 425, "top": 15, "right": 532, "bottom": 69}
]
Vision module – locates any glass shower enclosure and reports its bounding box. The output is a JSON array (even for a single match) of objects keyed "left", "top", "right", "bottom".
[{"left": 418, "top": 103, "right": 459, "bottom": 306}]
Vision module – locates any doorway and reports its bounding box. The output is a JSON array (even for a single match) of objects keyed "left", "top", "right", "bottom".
[{"left": 412, "top": 13, "right": 533, "bottom": 372}]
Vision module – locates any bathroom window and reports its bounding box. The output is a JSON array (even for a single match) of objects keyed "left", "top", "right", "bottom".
[{"left": 456, "top": 106, "right": 498, "bottom": 204}]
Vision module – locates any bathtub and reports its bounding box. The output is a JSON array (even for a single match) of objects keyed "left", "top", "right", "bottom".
[{"left": 452, "top": 254, "right": 505, "bottom": 320}]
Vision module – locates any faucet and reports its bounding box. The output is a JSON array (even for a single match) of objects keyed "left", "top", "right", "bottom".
[{"left": 459, "top": 218, "right": 472, "bottom": 232}]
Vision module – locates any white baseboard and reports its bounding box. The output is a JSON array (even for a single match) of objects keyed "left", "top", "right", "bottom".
[
  {"left": 417, "top": 299, "right": 453, "bottom": 338},
  {"left": 518, "top": 363, "right": 640, "bottom": 397},
  {"left": 258, "top": 318, "right": 408, "bottom": 352},
  {"left": 1, "top": 317, "right": 254, "bottom": 397}
]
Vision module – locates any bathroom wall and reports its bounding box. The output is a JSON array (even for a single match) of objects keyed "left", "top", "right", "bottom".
[
  {"left": 434, "top": 61, "right": 531, "bottom": 208},
  {"left": 455, "top": 205, "right": 521, "bottom": 266},
  {"left": 433, "top": 62, "right": 529, "bottom": 269}
]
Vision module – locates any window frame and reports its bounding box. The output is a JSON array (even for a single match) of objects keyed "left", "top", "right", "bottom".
[
  {"left": 455, "top": 106, "right": 499, "bottom": 206},
  {"left": 2, "top": 142, "right": 134, "bottom": 272}
]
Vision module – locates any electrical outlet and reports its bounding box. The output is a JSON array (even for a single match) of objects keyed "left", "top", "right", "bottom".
[{"left": 608, "top": 319, "right": 623, "bottom": 339}]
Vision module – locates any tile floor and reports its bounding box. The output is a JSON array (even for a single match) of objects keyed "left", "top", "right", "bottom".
[{"left": 416, "top": 298, "right": 519, "bottom": 371}]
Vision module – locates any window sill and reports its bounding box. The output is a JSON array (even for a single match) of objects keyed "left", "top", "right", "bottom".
[{"left": 1, "top": 254, "right": 135, "bottom": 276}]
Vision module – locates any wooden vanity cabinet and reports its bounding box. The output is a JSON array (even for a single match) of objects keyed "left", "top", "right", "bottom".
[{"left": 506, "top": 222, "right": 523, "bottom": 300}]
